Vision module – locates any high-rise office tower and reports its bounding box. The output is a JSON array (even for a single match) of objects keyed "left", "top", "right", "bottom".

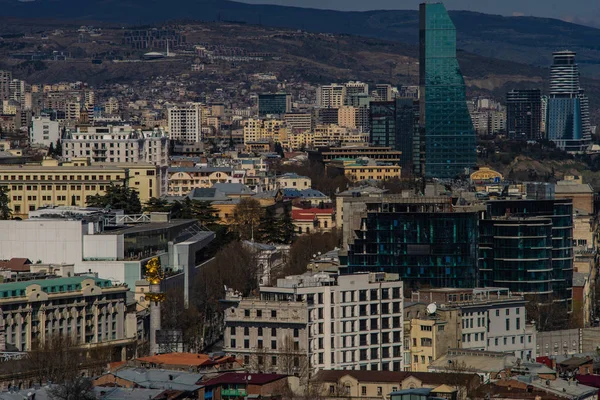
[
  {"left": 258, "top": 93, "right": 291, "bottom": 117},
  {"left": 506, "top": 89, "right": 542, "bottom": 140},
  {"left": 547, "top": 51, "right": 591, "bottom": 152},
  {"left": 369, "top": 99, "right": 417, "bottom": 170},
  {"left": 419, "top": 3, "right": 476, "bottom": 178},
  {"left": 345, "top": 197, "right": 479, "bottom": 290}
]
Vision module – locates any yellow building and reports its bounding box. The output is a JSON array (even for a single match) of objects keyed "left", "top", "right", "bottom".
[
  {"left": 242, "top": 118, "right": 286, "bottom": 143},
  {"left": 292, "top": 207, "right": 335, "bottom": 234},
  {"left": 0, "top": 158, "right": 158, "bottom": 218},
  {"left": 167, "top": 167, "right": 234, "bottom": 196},
  {"left": 329, "top": 158, "right": 401, "bottom": 181},
  {"left": 337, "top": 106, "right": 357, "bottom": 129},
  {"left": 285, "top": 130, "right": 313, "bottom": 150},
  {"left": 469, "top": 167, "right": 503, "bottom": 184},
  {"left": 313, "top": 124, "right": 368, "bottom": 147}
]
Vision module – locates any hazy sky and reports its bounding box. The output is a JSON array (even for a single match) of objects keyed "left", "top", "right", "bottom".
[{"left": 238, "top": 0, "right": 600, "bottom": 27}]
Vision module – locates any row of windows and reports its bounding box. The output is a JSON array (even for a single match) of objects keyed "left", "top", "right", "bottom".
[
  {"left": 231, "top": 326, "right": 300, "bottom": 338},
  {"left": 1, "top": 174, "right": 121, "bottom": 181},
  {"left": 13, "top": 185, "right": 105, "bottom": 192}
]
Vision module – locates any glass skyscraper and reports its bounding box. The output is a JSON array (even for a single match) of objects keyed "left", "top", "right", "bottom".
[
  {"left": 346, "top": 199, "right": 479, "bottom": 290},
  {"left": 258, "top": 93, "right": 291, "bottom": 117},
  {"left": 480, "top": 199, "right": 574, "bottom": 305},
  {"left": 419, "top": 2, "right": 476, "bottom": 179},
  {"left": 369, "top": 99, "right": 417, "bottom": 170},
  {"left": 546, "top": 51, "right": 591, "bottom": 152}
]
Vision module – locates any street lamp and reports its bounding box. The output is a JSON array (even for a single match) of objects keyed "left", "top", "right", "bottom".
[{"left": 244, "top": 374, "right": 252, "bottom": 400}]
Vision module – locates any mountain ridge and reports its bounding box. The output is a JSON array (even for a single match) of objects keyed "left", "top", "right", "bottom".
[{"left": 2, "top": 0, "right": 600, "bottom": 78}]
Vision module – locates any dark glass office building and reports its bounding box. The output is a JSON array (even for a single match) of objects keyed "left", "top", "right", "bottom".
[
  {"left": 506, "top": 89, "right": 542, "bottom": 140},
  {"left": 419, "top": 3, "right": 476, "bottom": 178},
  {"left": 346, "top": 199, "right": 479, "bottom": 290},
  {"left": 258, "top": 93, "right": 290, "bottom": 116},
  {"left": 479, "top": 199, "right": 573, "bottom": 304},
  {"left": 319, "top": 108, "right": 339, "bottom": 125},
  {"left": 369, "top": 99, "right": 417, "bottom": 169}
]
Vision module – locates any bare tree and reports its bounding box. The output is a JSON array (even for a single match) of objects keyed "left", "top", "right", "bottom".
[
  {"left": 278, "top": 335, "right": 309, "bottom": 380},
  {"left": 47, "top": 376, "right": 96, "bottom": 400},
  {"left": 525, "top": 294, "right": 569, "bottom": 331},
  {"left": 248, "top": 346, "right": 273, "bottom": 373},
  {"left": 28, "top": 335, "right": 85, "bottom": 385},
  {"left": 276, "top": 229, "right": 341, "bottom": 279},
  {"left": 442, "top": 361, "right": 479, "bottom": 400},
  {"left": 230, "top": 198, "right": 263, "bottom": 241}
]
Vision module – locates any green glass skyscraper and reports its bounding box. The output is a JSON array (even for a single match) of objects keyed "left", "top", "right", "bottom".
[{"left": 419, "top": 2, "right": 475, "bottom": 178}]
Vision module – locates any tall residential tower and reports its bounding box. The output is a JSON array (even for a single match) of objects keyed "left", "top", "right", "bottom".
[
  {"left": 419, "top": 2, "right": 476, "bottom": 178},
  {"left": 546, "top": 51, "right": 591, "bottom": 152}
]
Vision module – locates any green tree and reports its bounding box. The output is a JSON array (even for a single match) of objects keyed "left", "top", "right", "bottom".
[
  {"left": 0, "top": 186, "right": 11, "bottom": 219},
  {"left": 257, "top": 207, "right": 279, "bottom": 243},
  {"left": 275, "top": 206, "right": 296, "bottom": 244},
  {"left": 53, "top": 139, "right": 62, "bottom": 157},
  {"left": 144, "top": 197, "right": 172, "bottom": 213},
  {"left": 86, "top": 183, "right": 142, "bottom": 214},
  {"left": 48, "top": 142, "right": 55, "bottom": 157},
  {"left": 190, "top": 200, "right": 220, "bottom": 227},
  {"left": 170, "top": 198, "right": 219, "bottom": 226},
  {"left": 274, "top": 142, "right": 285, "bottom": 158}
]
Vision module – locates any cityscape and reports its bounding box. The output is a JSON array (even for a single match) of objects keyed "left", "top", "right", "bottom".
[{"left": 0, "top": 1, "right": 600, "bottom": 399}]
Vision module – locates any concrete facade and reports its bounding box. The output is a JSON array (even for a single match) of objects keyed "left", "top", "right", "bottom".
[{"left": 30, "top": 116, "right": 60, "bottom": 147}]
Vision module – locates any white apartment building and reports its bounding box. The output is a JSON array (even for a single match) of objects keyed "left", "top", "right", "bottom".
[
  {"left": 224, "top": 272, "right": 404, "bottom": 373},
  {"left": 413, "top": 288, "right": 537, "bottom": 361},
  {"left": 275, "top": 173, "right": 311, "bottom": 189},
  {"left": 30, "top": 116, "right": 60, "bottom": 147},
  {"left": 344, "top": 81, "right": 369, "bottom": 99},
  {"left": 168, "top": 103, "right": 202, "bottom": 143},
  {"left": 316, "top": 84, "right": 346, "bottom": 108},
  {"left": 62, "top": 125, "right": 169, "bottom": 195},
  {"left": 9, "top": 79, "right": 26, "bottom": 106}
]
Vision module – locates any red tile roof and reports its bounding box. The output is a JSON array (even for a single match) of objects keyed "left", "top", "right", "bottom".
[
  {"left": 202, "top": 372, "right": 288, "bottom": 386},
  {"left": 0, "top": 258, "right": 32, "bottom": 272}
]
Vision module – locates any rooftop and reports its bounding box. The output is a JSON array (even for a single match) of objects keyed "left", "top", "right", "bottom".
[
  {"left": 202, "top": 372, "right": 288, "bottom": 386},
  {"left": 135, "top": 353, "right": 235, "bottom": 368},
  {"left": 314, "top": 370, "right": 478, "bottom": 386},
  {"left": 212, "top": 182, "right": 254, "bottom": 195},
  {"left": 292, "top": 208, "right": 334, "bottom": 221},
  {"left": 0, "top": 276, "right": 116, "bottom": 299},
  {"left": 107, "top": 367, "right": 202, "bottom": 392},
  {"left": 100, "top": 219, "right": 196, "bottom": 235}
]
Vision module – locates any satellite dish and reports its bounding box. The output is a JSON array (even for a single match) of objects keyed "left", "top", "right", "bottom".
[{"left": 426, "top": 303, "right": 437, "bottom": 315}]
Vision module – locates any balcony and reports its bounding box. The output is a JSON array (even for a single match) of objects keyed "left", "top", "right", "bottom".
[{"left": 221, "top": 388, "right": 246, "bottom": 397}]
